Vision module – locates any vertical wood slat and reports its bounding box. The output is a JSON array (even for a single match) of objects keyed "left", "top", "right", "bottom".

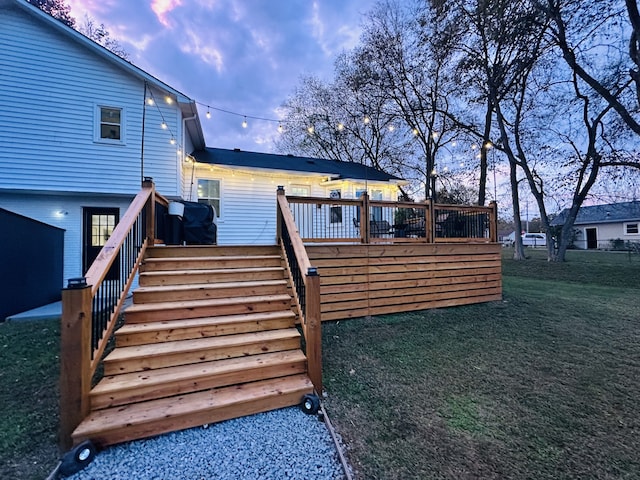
[{"left": 59, "top": 283, "right": 92, "bottom": 451}]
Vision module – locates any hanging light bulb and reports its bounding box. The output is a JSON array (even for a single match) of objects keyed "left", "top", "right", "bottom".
[
  {"left": 278, "top": 123, "right": 284, "bottom": 133},
  {"left": 471, "top": 143, "right": 478, "bottom": 150},
  {"left": 432, "top": 131, "right": 439, "bottom": 139},
  {"left": 161, "top": 121, "right": 167, "bottom": 129},
  {"left": 170, "top": 137, "right": 176, "bottom": 145},
  {"left": 431, "top": 168, "right": 437, "bottom": 176},
  {"left": 307, "top": 125, "right": 315, "bottom": 135},
  {"left": 206, "top": 109, "right": 211, "bottom": 119},
  {"left": 242, "top": 117, "right": 248, "bottom": 128},
  {"left": 443, "top": 166, "right": 449, "bottom": 172},
  {"left": 363, "top": 116, "right": 370, "bottom": 125},
  {"left": 146, "top": 98, "right": 154, "bottom": 106},
  {"left": 337, "top": 122, "right": 344, "bottom": 131},
  {"left": 388, "top": 125, "right": 395, "bottom": 132},
  {"left": 451, "top": 141, "right": 457, "bottom": 147},
  {"left": 412, "top": 128, "right": 419, "bottom": 136},
  {"left": 165, "top": 96, "right": 173, "bottom": 104},
  {"left": 484, "top": 141, "right": 493, "bottom": 149}
]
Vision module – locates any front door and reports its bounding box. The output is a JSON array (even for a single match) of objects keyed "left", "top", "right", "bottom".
[
  {"left": 586, "top": 227, "right": 598, "bottom": 249},
  {"left": 83, "top": 207, "right": 120, "bottom": 279}
]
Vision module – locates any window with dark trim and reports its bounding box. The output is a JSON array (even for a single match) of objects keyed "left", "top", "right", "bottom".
[{"left": 626, "top": 222, "right": 639, "bottom": 234}]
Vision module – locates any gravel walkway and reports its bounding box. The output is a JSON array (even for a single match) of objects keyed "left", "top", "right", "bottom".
[{"left": 63, "top": 406, "right": 347, "bottom": 480}]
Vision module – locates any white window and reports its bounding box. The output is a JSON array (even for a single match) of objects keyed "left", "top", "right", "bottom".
[
  {"left": 197, "top": 179, "right": 220, "bottom": 217},
  {"left": 290, "top": 185, "right": 310, "bottom": 196},
  {"left": 626, "top": 222, "right": 639, "bottom": 235},
  {"left": 95, "top": 105, "right": 124, "bottom": 143}
]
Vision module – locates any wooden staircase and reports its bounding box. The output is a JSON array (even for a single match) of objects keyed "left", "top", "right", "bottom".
[{"left": 71, "top": 245, "right": 314, "bottom": 447}]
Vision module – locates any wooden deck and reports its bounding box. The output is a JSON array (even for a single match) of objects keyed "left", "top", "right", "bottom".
[{"left": 307, "top": 242, "right": 502, "bottom": 321}]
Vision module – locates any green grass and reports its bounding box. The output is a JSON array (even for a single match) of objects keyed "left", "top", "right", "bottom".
[
  {"left": 2, "top": 249, "right": 639, "bottom": 479},
  {"left": 0, "top": 320, "right": 60, "bottom": 480},
  {"left": 323, "top": 249, "right": 640, "bottom": 479}
]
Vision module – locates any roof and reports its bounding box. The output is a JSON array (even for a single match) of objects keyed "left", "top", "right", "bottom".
[
  {"left": 5, "top": 0, "right": 205, "bottom": 149},
  {"left": 191, "top": 148, "right": 406, "bottom": 183},
  {"left": 551, "top": 201, "right": 640, "bottom": 226}
]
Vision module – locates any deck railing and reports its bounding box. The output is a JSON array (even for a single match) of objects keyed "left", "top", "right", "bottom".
[
  {"left": 59, "top": 179, "right": 168, "bottom": 450},
  {"left": 286, "top": 192, "right": 497, "bottom": 244},
  {"left": 276, "top": 187, "right": 322, "bottom": 395}
]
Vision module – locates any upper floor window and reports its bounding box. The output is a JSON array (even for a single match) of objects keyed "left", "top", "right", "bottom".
[
  {"left": 96, "top": 105, "right": 124, "bottom": 143},
  {"left": 197, "top": 179, "right": 221, "bottom": 217},
  {"left": 626, "top": 222, "right": 639, "bottom": 235}
]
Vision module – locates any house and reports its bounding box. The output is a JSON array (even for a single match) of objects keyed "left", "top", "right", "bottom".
[
  {"left": 0, "top": 0, "right": 205, "bottom": 293},
  {"left": 187, "top": 148, "right": 406, "bottom": 245},
  {"left": 551, "top": 201, "right": 640, "bottom": 249}
]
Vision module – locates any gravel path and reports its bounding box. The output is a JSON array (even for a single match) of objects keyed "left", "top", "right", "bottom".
[{"left": 63, "top": 407, "right": 347, "bottom": 480}]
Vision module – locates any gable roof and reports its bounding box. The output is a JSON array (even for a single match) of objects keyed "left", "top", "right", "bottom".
[
  {"left": 5, "top": 0, "right": 205, "bottom": 149},
  {"left": 191, "top": 148, "right": 406, "bottom": 183},
  {"left": 551, "top": 201, "right": 640, "bottom": 226}
]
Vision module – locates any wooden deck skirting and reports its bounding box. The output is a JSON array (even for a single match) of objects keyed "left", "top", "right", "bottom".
[{"left": 306, "top": 243, "right": 502, "bottom": 321}]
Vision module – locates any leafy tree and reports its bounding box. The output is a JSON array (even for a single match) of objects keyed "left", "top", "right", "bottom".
[{"left": 27, "top": 0, "right": 75, "bottom": 27}]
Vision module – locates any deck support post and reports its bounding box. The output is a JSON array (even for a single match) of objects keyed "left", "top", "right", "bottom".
[
  {"left": 489, "top": 201, "right": 498, "bottom": 242},
  {"left": 143, "top": 177, "right": 156, "bottom": 245},
  {"left": 59, "top": 278, "right": 93, "bottom": 452},
  {"left": 305, "top": 267, "right": 322, "bottom": 395},
  {"left": 361, "top": 192, "right": 370, "bottom": 244}
]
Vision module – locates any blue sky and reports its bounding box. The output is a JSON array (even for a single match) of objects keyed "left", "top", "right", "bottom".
[{"left": 67, "top": 0, "right": 377, "bottom": 152}]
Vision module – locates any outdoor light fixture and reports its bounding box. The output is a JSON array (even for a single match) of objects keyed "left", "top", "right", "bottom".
[
  {"left": 388, "top": 125, "right": 395, "bottom": 132},
  {"left": 170, "top": 137, "right": 176, "bottom": 145},
  {"left": 161, "top": 122, "right": 167, "bottom": 129},
  {"left": 307, "top": 125, "right": 314, "bottom": 134},
  {"left": 146, "top": 98, "right": 154, "bottom": 106},
  {"left": 337, "top": 122, "right": 344, "bottom": 131},
  {"left": 278, "top": 123, "right": 284, "bottom": 133},
  {"left": 165, "top": 96, "right": 173, "bottom": 104},
  {"left": 242, "top": 117, "right": 248, "bottom": 128},
  {"left": 413, "top": 128, "right": 419, "bottom": 135},
  {"left": 363, "top": 116, "right": 370, "bottom": 124},
  {"left": 206, "top": 109, "right": 211, "bottom": 119}
]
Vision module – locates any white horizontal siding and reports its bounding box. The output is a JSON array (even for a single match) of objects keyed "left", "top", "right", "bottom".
[
  {"left": 188, "top": 165, "right": 400, "bottom": 245},
  {"left": 0, "top": 6, "right": 182, "bottom": 196},
  {"left": 0, "top": 191, "right": 134, "bottom": 285}
]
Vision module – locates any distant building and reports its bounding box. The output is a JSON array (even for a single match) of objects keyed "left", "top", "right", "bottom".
[{"left": 550, "top": 201, "right": 640, "bottom": 249}]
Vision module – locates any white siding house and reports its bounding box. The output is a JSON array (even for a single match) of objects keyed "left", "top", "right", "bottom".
[
  {"left": 551, "top": 201, "right": 640, "bottom": 249},
  {"left": 187, "top": 148, "right": 406, "bottom": 245},
  {"left": 0, "top": 0, "right": 204, "bottom": 283}
]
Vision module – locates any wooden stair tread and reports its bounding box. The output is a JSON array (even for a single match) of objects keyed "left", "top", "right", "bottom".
[
  {"left": 117, "top": 310, "right": 296, "bottom": 335},
  {"left": 134, "top": 279, "right": 287, "bottom": 294},
  {"left": 124, "top": 294, "right": 292, "bottom": 314},
  {"left": 92, "top": 350, "right": 307, "bottom": 395},
  {"left": 104, "top": 328, "right": 301, "bottom": 362},
  {"left": 140, "top": 266, "right": 285, "bottom": 277},
  {"left": 73, "top": 374, "right": 313, "bottom": 443},
  {"left": 143, "top": 255, "right": 282, "bottom": 263}
]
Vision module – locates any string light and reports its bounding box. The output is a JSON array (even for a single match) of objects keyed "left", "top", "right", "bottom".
[
  {"left": 242, "top": 117, "right": 248, "bottom": 128},
  {"left": 146, "top": 98, "right": 154, "bottom": 106},
  {"left": 471, "top": 143, "right": 478, "bottom": 150},
  {"left": 161, "top": 121, "right": 167, "bottom": 129},
  {"left": 432, "top": 131, "right": 439, "bottom": 139},
  {"left": 170, "top": 137, "right": 176, "bottom": 145},
  {"left": 363, "top": 116, "right": 370, "bottom": 124},
  {"left": 165, "top": 96, "right": 173, "bottom": 104},
  {"left": 206, "top": 109, "right": 211, "bottom": 119},
  {"left": 278, "top": 123, "right": 284, "bottom": 133},
  {"left": 388, "top": 125, "right": 395, "bottom": 132},
  {"left": 412, "top": 128, "right": 419, "bottom": 136},
  {"left": 307, "top": 125, "right": 315, "bottom": 135},
  {"left": 337, "top": 122, "right": 344, "bottom": 131}
]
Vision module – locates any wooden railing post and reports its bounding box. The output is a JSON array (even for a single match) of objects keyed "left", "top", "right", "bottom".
[
  {"left": 425, "top": 199, "right": 434, "bottom": 243},
  {"left": 489, "top": 201, "right": 498, "bottom": 242},
  {"left": 305, "top": 267, "right": 322, "bottom": 395},
  {"left": 143, "top": 177, "right": 155, "bottom": 245},
  {"left": 59, "top": 278, "right": 92, "bottom": 452},
  {"left": 276, "top": 186, "right": 285, "bottom": 242},
  {"left": 362, "top": 192, "right": 370, "bottom": 244}
]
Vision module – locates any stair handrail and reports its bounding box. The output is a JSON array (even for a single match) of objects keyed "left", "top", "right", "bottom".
[
  {"left": 59, "top": 178, "right": 168, "bottom": 450},
  {"left": 276, "top": 187, "right": 322, "bottom": 395}
]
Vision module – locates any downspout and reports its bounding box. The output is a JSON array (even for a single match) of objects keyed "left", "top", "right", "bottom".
[{"left": 181, "top": 111, "right": 197, "bottom": 199}]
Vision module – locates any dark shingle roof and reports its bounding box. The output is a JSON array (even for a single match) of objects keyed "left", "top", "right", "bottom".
[
  {"left": 191, "top": 148, "right": 404, "bottom": 183},
  {"left": 551, "top": 201, "right": 640, "bottom": 226}
]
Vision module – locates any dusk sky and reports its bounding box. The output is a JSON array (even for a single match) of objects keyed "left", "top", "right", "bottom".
[{"left": 66, "top": 0, "right": 378, "bottom": 153}]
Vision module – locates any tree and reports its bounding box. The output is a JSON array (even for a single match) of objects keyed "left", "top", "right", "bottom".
[
  {"left": 78, "top": 15, "right": 129, "bottom": 61},
  {"left": 27, "top": 0, "right": 75, "bottom": 27}
]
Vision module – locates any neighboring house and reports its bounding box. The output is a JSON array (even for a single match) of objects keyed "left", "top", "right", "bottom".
[
  {"left": 187, "top": 148, "right": 406, "bottom": 245},
  {"left": 551, "top": 201, "right": 640, "bottom": 249},
  {"left": 0, "top": 0, "right": 205, "bottom": 286}
]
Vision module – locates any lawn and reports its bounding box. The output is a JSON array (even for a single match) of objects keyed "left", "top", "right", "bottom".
[
  {"left": 2, "top": 249, "right": 639, "bottom": 479},
  {"left": 323, "top": 249, "right": 640, "bottom": 479}
]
